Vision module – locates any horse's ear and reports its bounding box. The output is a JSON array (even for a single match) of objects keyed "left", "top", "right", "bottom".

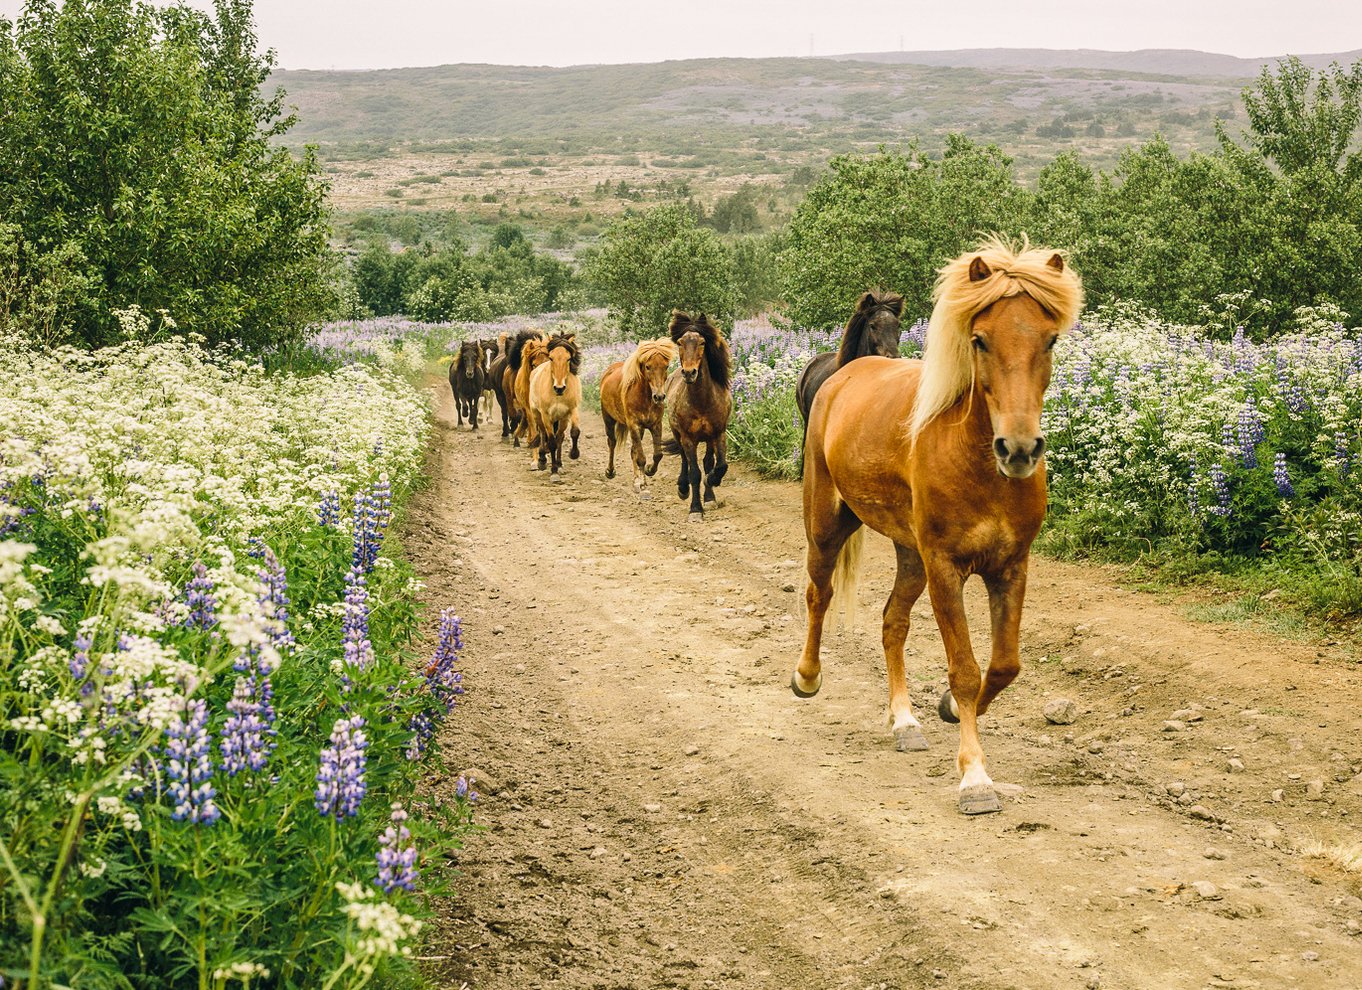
[
  {"left": 856, "top": 291, "right": 876, "bottom": 312},
  {"left": 968, "top": 257, "right": 992, "bottom": 282},
  {"left": 697, "top": 313, "right": 709, "bottom": 326},
  {"left": 1046, "top": 253, "right": 1065, "bottom": 272},
  {"left": 885, "top": 294, "right": 904, "bottom": 317}
]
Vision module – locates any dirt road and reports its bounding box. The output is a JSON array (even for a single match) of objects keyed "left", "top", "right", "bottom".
[{"left": 406, "top": 380, "right": 1362, "bottom": 990}]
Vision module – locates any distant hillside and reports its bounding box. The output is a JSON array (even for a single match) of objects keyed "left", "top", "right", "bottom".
[{"left": 836, "top": 47, "right": 1362, "bottom": 77}]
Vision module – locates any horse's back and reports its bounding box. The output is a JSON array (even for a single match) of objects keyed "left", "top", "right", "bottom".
[
  {"left": 599, "top": 361, "right": 626, "bottom": 421},
  {"left": 808, "top": 357, "right": 921, "bottom": 501},
  {"left": 796, "top": 352, "right": 837, "bottom": 424}
]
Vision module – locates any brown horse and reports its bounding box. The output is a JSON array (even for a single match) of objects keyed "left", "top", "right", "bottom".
[
  {"left": 513, "top": 335, "right": 551, "bottom": 459},
  {"left": 663, "top": 312, "right": 732, "bottom": 517},
  {"left": 794, "top": 237, "right": 1083, "bottom": 816},
  {"left": 600, "top": 338, "right": 676, "bottom": 496},
  {"left": 504, "top": 329, "right": 545, "bottom": 448},
  {"left": 795, "top": 289, "right": 904, "bottom": 429},
  {"left": 528, "top": 332, "right": 583, "bottom": 477}
]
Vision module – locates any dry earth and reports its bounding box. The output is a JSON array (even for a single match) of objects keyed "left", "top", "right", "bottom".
[{"left": 406, "top": 379, "right": 1362, "bottom": 990}]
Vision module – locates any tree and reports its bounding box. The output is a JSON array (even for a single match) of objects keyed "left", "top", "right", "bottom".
[
  {"left": 778, "top": 139, "right": 1030, "bottom": 329},
  {"left": 584, "top": 205, "right": 735, "bottom": 336},
  {"left": 0, "top": 0, "right": 331, "bottom": 347}
]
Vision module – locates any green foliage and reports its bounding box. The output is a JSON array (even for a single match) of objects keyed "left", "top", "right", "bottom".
[
  {"left": 778, "top": 137, "right": 1027, "bottom": 329},
  {"left": 584, "top": 204, "right": 736, "bottom": 336},
  {"left": 0, "top": 0, "right": 333, "bottom": 348}
]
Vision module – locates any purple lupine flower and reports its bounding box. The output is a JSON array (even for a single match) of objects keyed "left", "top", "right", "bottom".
[
  {"left": 454, "top": 774, "right": 479, "bottom": 802},
  {"left": 220, "top": 676, "right": 271, "bottom": 775},
  {"left": 182, "top": 563, "right": 218, "bottom": 630},
  {"left": 1235, "top": 399, "right": 1263, "bottom": 468},
  {"left": 315, "top": 715, "right": 368, "bottom": 820},
  {"left": 1273, "top": 453, "right": 1294, "bottom": 498},
  {"left": 257, "top": 547, "right": 296, "bottom": 659},
  {"left": 164, "top": 699, "right": 219, "bottom": 824},
  {"left": 341, "top": 567, "right": 374, "bottom": 679},
  {"left": 1231, "top": 326, "right": 1256, "bottom": 375},
  {"left": 1335, "top": 431, "right": 1352, "bottom": 476},
  {"left": 245, "top": 536, "right": 267, "bottom": 560},
  {"left": 317, "top": 490, "right": 342, "bottom": 527},
  {"left": 407, "top": 610, "right": 464, "bottom": 759},
  {"left": 375, "top": 803, "right": 419, "bottom": 893},
  {"left": 69, "top": 632, "right": 91, "bottom": 680},
  {"left": 1208, "top": 464, "right": 1232, "bottom": 517},
  {"left": 1186, "top": 457, "right": 1201, "bottom": 518}
]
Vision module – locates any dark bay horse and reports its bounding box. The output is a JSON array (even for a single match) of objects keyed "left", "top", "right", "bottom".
[
  {"left": 795, "top": 290, "right": 904, "bottom": 428},
  {"left": 663, "top": 312, "right": 732, "bottom": 517},
  {"left": 600, "top": 338, "right": 675, "bottom": 497},
  {"left": 450, "top": 340, "right": 486, "bottom": 430},
  {"left": 795, "top": 238, "right": 1083, "bottom": 816}
]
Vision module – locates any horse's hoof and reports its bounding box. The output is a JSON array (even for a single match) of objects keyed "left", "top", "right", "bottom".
[
  {"left": 894, "top": 726, "right": 929, "bottom": 752},
  {"left": 569, "top": 449, "right": 580, "bottom": 460},
  {"left": 645, "top": 464, "right": 659, "bottom": 477},
  {"left": 790, "top": 671, "right": 821, "bottom": 698},
  {"left": 677, "top": 488, "right": 688, "bottom": 501},
  {"left": 605, "top": 469, "right": 615, "bottom": 479},
  {"left": 687, "top": 511, "right": 704, "bottom": 523},
  {"left": 703, "top": 492, "right": 716, "bottom": 503},
  {"left": 938, "top": 689, "right": 960, "bottom": 724},
  {"left": 959, "top": 784, "right": 1002, "bottom": 816},
  {"left": 637, "top": 490, "right": 652, "bottom": 502},
  {"left": 550, "top": 474, "right": 563, "bottom": 484}
]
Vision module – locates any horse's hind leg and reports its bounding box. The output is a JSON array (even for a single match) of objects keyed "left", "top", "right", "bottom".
[
  {"left": 628, "top": 423, "right": 647, "bottom": 492},
  {"left": 883, "top": 542, "right": 929, "bottom": 752},
  {"left": 793, "top": 500, "right": 861, "bottom": 698},
  {"left": 603, "top": 411, "right": 618, "bottom": 479},
  {"left": 711, "top": 432, "right": 729, "bottom": 488},
  {"left": 470, "top": 393, "right": 479, "bottom": 431},
  {"left": 926, "top": 558, "right": 1000, "bottom": 815}
]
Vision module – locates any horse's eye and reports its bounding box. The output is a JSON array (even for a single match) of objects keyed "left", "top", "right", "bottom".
[
  {"left": 1045, "top": 336, "right": 1058, "bottom": 352},
  {"left": 971, "top": 336, "right": 988, "bottom": 353}
]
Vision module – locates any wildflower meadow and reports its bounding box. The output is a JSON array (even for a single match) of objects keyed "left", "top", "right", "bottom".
[{"left": 0, "top": 324, "right": 475, "bottom": 987}]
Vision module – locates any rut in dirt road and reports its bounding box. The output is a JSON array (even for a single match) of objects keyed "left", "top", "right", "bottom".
[{"left": 407, "top": 378, "right": 1362, "bottom": 990}]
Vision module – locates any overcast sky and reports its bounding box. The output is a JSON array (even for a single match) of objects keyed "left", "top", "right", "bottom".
[{"left": 2, "top": 0, "right": 1358, "bottom": 69}]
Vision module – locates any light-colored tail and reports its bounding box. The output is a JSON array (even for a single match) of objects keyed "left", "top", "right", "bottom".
[{"left": 826, "top": 527, "right": 865, "bottom": 630}]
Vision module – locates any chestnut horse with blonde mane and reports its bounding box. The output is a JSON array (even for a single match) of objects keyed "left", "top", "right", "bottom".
[
  {"left": 794, "top": 237, "right": 1083, "bottom": 816},
  {"left": 599, "top": 337, "right": 676, "bottom": 496},
  {"left": 662, "top": 312, "right": 732, "bottom": 517},
  {"left": 512, "top": 333, "right": 551, "bottom": 455},
  {"left": 502, "top": 329, "right": 544, "bottom": 445},
  {"left": 528, "top": 332, "right": 583, "bottom": 477}
]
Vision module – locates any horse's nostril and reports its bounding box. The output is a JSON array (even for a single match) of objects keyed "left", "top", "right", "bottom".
[
  {"left": 1032, "top": 436, "right": 1046, "bottom": 458},
  {"left": 993, "top": 437, "right": 1010, "bottom": 460}
]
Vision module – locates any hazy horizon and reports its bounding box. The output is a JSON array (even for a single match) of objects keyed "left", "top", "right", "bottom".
[{"left": 0, "top": 0, "right": 1358, "bottom": 71}]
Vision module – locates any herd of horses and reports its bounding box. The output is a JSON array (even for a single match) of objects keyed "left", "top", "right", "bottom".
[{"left": 449, "top": 237, "right": 1084, "bottom": 816}]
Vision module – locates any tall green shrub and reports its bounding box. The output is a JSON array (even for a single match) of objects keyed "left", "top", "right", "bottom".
[{"left": 0, "top": 0, "right": 332, "bottom": 347}]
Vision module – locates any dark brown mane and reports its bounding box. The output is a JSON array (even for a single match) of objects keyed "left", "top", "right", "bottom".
[
  {"left": 546, "top": 331, "right": 581, "bottom": 375},
  {"left": 507, "top": 329, "right": 541, "bottom": 372},
  {"left": 668, "top": 311, "right": 731, "bottom": 390},
  {"left": 836, "top": 289, "right": 904, "bottom": 368}
]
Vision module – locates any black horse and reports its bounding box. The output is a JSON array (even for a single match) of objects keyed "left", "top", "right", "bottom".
[
  {"left": 450, "top": 340, "right": 486, "bottom": 430},
  {"left": 795, "top": 290, "right": 904, "bottom": 429}
]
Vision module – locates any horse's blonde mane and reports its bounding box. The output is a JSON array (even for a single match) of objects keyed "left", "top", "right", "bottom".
[
  {"left": 908, "top": 235, "right": 1084, "bottom": 439},
  {"left": 621, "top": 337, "right": 677, "bottom": 395}
]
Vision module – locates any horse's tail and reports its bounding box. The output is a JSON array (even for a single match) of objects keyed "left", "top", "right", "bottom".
[
  {"left": 826, "top": 527, "right": 865, "bottom": 630},
  {"left": 661, "top": 437, "right": 681, "bottom": 456}
]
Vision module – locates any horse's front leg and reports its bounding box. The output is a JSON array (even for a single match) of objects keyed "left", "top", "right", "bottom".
[
  {"left": 681, "top": 438, "right": 703, "bottom": 515},
  {"left": 628, "top": 423, "right": 647, "bottom": 493},
  {"left": 675, "top": 432, "right": 690, "bottom": 500},
  {"left": 883, "top": 542, "right": 929, "bottom": 752},
  {"left": 568, "top": 407, "right": 581, "bottom": 460},
  {"left": 646, "top": 420, "right": 663, "bottom": 477},
  {"left": 710, "top": 431, "right": 729, "bottom": 489},
  {"left": 979, "top": 562, "right": 1028, "bottom": 716},
  {"left": 702, "top": 442, "right": 716, "bottom": 503},
  {"left": 927, "top": 558, "right": 1000, "bottom": 816}
]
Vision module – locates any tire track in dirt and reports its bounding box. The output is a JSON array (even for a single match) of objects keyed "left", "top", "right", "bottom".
[{"left": 407, "top": 378, "right": 1362, "bottom": 990}]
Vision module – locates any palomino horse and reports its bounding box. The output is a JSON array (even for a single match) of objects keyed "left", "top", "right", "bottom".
[
  {"left": 663, "top": 312, "right": 732, "bottom": 517},
  {"left": 795, "top": 289, "right": 904, "bottom": 429},
  {"left": 600, "top": 337, "right": 676, "bottom": 496},
  {"left": 528, "top": 331, "right": 583, "bottom": 477},
  {"left": 449, "top": 340, "right": 486, "bottom": 430},
  {"left": 794, "top": 237, "right": 1083, "bottom": 816},
  {"left": 505, "top": 330, "right": 547, "bottom": 449}
]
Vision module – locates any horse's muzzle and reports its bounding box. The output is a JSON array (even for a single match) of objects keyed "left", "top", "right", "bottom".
[
  {"left": 682, "top": 370, "right": 699, "bottom": 384},
  {"left": 652, "top": 391, "right": 666, "bottom": 404},
  {"left": 554, "top": 385, "right": 566, "bottom": 396},
  {"left": 993, "top": 435, "right": 1045, "bottom": 479}
]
